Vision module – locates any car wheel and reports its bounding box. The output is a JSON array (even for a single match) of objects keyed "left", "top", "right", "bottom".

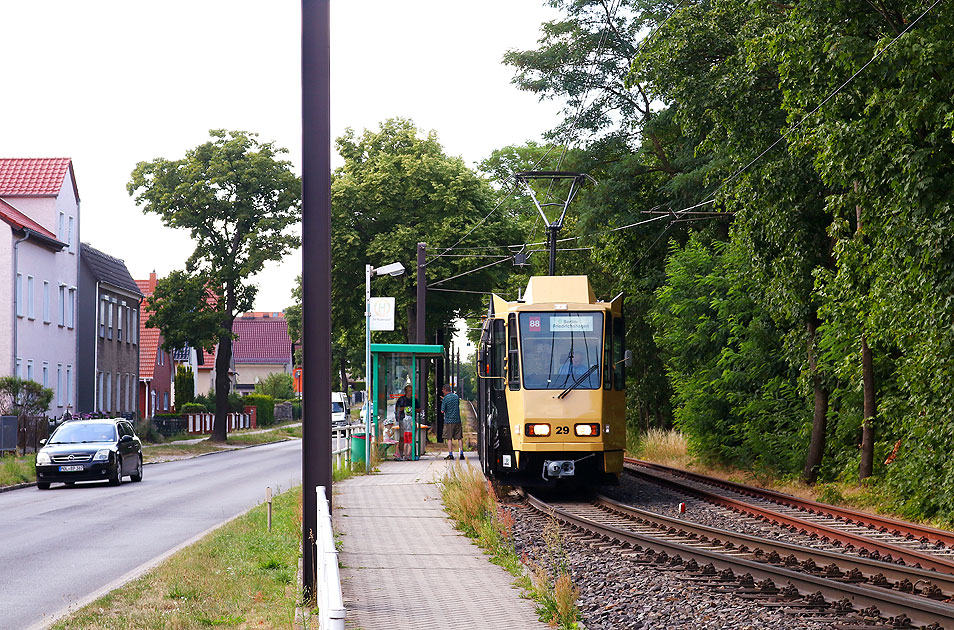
[
  {"left": 37, "top": 482, "right": 50, "bottom": 490},
  {"left": 130, "top": 455, "right": 143, "bottom": 482},
  {"left": 109, "top": 456, "right": 123, "bottom": 486}
]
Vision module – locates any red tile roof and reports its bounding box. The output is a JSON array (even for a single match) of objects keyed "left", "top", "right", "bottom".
[
  {"left": 198, "top": 347, "right": 216, "bottom": 371},
  {"left": 137, "top": 275, "right": 159, "bottom": 380},
  {"left": 232, "top": 318, "right": 292, "bottom": 365},
  {"left": 0, "top": 158, "right": 77, "bottom": 199},
  {"left": 0, "top": 198, "right": 58, "bottom": 240}
]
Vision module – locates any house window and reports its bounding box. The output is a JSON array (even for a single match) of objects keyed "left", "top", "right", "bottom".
[
  {"left": 67, "top": 288, "right": 76, "bottom": 329},
  {"left": 126, "top": 374, "right": 132, "bottom": 411},
  {"left": 57, "top": 365, "right": 63, "bottom": 407},
  {"left": 126, "top": 308, "right": 131, "bottom": 344},
  {"left": 58, "top": 285, "right": 66, "bottom": 326},
  {"left": 151, "top": 390, "right": 157, "bottom": 417},
  {"left": 16, "top": 274, "right": 23, "bottom": 317},
  {"left": 105, "top": 372, "right": 112, "bottom": 412},
  {"left": 43, "top": 281, "right": 50, "bottom": 323},
  {"left": 132, "top": 310, "right": 138, "bottom": 344},
  {"left": 67, "top": 216, "right": 74, "bottom": 253},
  {"left": 118, "top": 302, "right": 124, "bottom": 341},
  {"left": 27, "top": 276, "right": 35, "bottom": 319},
  {"left": 66, "top": 365, "right": 72, "bottom": 407},
  {"left": 42, "top": 363, "right": 49, "bottom": 388},
  {"left": 27, "top": 360, "right": 33, "bottom": 381},
  {"left": 163, "top": 391, "right": 169, "bottom": 411},
  {"left": 107, "top": 300, "right": 114, "bottom": 339},
  {"left": 99, "top": 298, "right": 106, "bottom": 337},
  {"left": 96, "top": 372, "right": 103, "bottom": 411},
  {"left": 58, "top": 212, "right": 65, "bottom": 241},
  {"left": 116, "top": 374, "right": 121, "bottom": 412}
]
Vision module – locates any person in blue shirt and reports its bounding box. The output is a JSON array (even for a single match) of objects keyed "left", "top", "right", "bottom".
[{"left": 440, "top": 384, "right": 463, "bottom": 460}]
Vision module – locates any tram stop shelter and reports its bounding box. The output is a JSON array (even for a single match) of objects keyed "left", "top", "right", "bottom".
[{"left": 367, "top": 343, "right": 444, "bottom": 464}]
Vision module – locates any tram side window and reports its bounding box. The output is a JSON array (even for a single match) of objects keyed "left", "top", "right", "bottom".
[
  {"left": 613, "top": 317, "right": 625, "bottom": 390},
  {"left": 492, "top": 318, "right": 506, "bottom": 391},
  {"left": 507, "top": 314, "right": 520, "bottom": 390},
  {"left": 603, "top": 315, "right": 612, "bottom": 390}
]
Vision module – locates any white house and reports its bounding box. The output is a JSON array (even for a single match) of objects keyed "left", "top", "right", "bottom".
[{"left": 0, "top": 158, "right": 80, "bottom": 415}]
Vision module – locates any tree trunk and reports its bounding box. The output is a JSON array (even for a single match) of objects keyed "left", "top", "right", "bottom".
[
  {"left": 802, "top": 314, "right": 829, "bottom": 484},
  {"left": 212, "top": 284, "right": 237, "bottom": 443},
  {"left": 212, "top": 329, "right": 233, "bottom": 442},
  {"left": 859, "top": 334, "right": 876, "bottom": 479}
]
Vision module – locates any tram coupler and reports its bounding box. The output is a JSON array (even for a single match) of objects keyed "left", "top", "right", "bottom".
[{"left": 544, "top": 460, "right": 576, "bottom": 478}]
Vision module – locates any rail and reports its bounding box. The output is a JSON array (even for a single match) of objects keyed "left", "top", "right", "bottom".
[
  {"left": 524, "top": 490, "right": 954, "bottom": 628},
  {"left": 315, "top": 486, "right": 345, "bottom": 630},
  {"left": 331, "top": 423, "right": 363, "bottom": 469}
]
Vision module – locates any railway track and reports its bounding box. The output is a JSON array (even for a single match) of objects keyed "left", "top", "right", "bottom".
[
  {"left": 523, "top": 490, "right": 954, "bottom": 628},
  {"left": 624, "top": 459, "right": 954, "bottom": 574}
]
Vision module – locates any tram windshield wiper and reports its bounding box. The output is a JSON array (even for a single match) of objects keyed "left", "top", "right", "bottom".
[{"left": 557, "top": 364, "right": 599, "bottom": 399}]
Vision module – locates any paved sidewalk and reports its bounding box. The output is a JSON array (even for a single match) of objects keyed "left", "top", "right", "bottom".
[{"left": 335, "top": 453, "right": 548, "bottom": 630}]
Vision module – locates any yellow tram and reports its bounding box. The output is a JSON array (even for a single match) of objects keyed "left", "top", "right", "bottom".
[{"left": 476, "top": 275, "right": 629, "bottom": 484}]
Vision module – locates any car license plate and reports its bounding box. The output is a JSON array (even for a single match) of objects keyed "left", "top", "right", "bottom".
[{"left": 59, "top": 465, "right": 83, "bottom": 472}]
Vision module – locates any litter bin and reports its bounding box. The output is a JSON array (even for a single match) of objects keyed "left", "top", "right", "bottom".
[{"left": 351, "top": 432, "right": 367, "bottom": 464}]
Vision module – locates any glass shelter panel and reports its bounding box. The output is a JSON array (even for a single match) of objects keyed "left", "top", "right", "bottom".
[{"left": 519, "top": 311, "right": 604, "bottom": 390}]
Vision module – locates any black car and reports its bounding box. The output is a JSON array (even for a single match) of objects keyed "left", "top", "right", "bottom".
[{"left": 35, "top": 418, "right": 143, "bottom": 489}]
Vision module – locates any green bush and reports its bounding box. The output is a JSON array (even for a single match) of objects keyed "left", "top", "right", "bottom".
[
  {"left": 180, "top": 403, "right": 207, "bottom": 413},
  {"left": 243, "top": 394, "right": 275, "bottom": 426},
  {"left": 174, "top": 366, "right": 195, "bottom": 407}
]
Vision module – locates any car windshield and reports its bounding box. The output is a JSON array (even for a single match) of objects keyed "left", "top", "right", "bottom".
[
  {"left": 49, "top": 422, "right": 117, "bottom": 444},
  {"left": 519, "top": 311, "right": 604, "bottom": 390},
  {"left": 332, "top": 402, "right": 345, "bottom": 413}
]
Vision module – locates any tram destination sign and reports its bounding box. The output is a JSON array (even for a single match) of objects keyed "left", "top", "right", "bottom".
[{"left": 549, "top": 315, "right": 594, "bottom": 332}]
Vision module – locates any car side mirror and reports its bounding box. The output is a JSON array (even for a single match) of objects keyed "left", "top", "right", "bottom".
[
  {"left": 120, "top": 434, "right": 133, "bottom": 443},
  {"left": 39, "top": 438, "right": 46, "bottom": 446},
  {"left": 624, "top": 350, "right": 633, "bottom": 368}
]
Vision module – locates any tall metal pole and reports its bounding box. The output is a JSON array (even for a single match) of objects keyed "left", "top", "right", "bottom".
[
  {"left": 416, "top": 243, "right": 427, "bottom": 436},
  {"left": 365, "top": 265, "right": 372, "bottom": 474},
  {"left": 435, "top": 328, "right": 444, "bottom": 442},
  {"left": 301, "top": 0, "right": 331, "bottom": 601},
  {"left": 416, "top": 243, "right": 426, "bottom": 344}
]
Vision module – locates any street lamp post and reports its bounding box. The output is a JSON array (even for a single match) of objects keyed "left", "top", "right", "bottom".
[{"left": 365, "top": 261, "right": 405, "bottom": 473}]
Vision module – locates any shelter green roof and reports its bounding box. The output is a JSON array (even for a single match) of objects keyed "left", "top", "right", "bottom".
[{"left": 370, "top": 343, "right": 444, "bottom": 358}]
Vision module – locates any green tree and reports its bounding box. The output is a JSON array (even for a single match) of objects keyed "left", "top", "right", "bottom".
[
  {"left": 0, "top": 377, "right": 54, "bottom": 418},
  {"left": 174, "top": 365, "right": 195, "bottom": 409},
  {"left": 129, "top": 130, "right": 301, "bottom": 442},
  {"left": 254, "top": 372, "right": 295, "bottom": 400},
  {"left": 331, "top": 117, "right": 521, "bottom": 357}
]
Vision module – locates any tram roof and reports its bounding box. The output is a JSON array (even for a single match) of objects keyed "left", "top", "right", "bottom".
[{"left": 523, "top": 275, "right": 596, "bottom": 304}]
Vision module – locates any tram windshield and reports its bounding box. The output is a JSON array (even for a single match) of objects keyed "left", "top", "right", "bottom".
[{"left": 519, "top": 311, "right": 604, "bottom": 390}]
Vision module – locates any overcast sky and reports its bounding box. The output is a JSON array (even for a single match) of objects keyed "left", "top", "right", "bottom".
[{"left": 0, "top": 1, "right": 563, "bottom": 311}]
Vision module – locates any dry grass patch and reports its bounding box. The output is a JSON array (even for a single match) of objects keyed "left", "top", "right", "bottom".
[{"left": 50, "top": 487, "right": 304, "bottom": 630}]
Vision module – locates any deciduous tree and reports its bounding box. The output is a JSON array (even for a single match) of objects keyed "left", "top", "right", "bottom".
[{"left": 129, "top": 130, "right": 301, "bottom": 442}]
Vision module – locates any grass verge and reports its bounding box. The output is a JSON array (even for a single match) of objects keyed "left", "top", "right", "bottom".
[
  {"left": 440, "top": 463, "right": 580, "bottom": 629},
  {"left": 0, "top": 453, "right": 36, "bottom": 486},
  {"left": 143, "top": 425, "right": 302, "bottom": 463},
  {"left": 50, "top": 486, "right": 305, "bottom": 630}
]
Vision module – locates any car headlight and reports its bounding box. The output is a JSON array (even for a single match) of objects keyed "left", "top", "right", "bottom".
[
  {"left": 36, "top": 452, "right": 51, "bottom": 465},
  {"left": 93, "top": 449, "right": 111, "bottom": 462}
]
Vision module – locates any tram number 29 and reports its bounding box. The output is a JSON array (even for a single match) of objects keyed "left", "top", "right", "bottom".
[{"left": 555, "top": 426, "right": 570, "bottom": 435}]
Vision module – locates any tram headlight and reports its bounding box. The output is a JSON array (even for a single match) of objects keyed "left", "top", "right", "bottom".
[
  {"left": 574, "top": 423, "right": 601, "bottom": 437},
  {"left": 525, "top": 423, "right": 551, "bottom": 437}
]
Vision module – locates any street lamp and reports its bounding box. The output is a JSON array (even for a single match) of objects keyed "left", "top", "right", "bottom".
[{"left": 366, "top": 261, "right": 405, "bottom": 473}]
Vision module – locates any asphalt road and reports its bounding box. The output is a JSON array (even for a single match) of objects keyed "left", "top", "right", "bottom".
[{"left": 0, "top": 439, "right": 302, "bottom": 630}]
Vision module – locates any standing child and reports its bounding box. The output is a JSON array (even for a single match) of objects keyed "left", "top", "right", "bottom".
[{"left": 440, "top": 384, "right": 463, "bottom": 460}]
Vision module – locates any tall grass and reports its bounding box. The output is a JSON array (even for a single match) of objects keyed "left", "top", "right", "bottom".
[
  {"left": 632, "top": 428, "right": 689, "bottom": 468},
  {"left": 440, "top": 464, "right": 580, "bottom": 629}
]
